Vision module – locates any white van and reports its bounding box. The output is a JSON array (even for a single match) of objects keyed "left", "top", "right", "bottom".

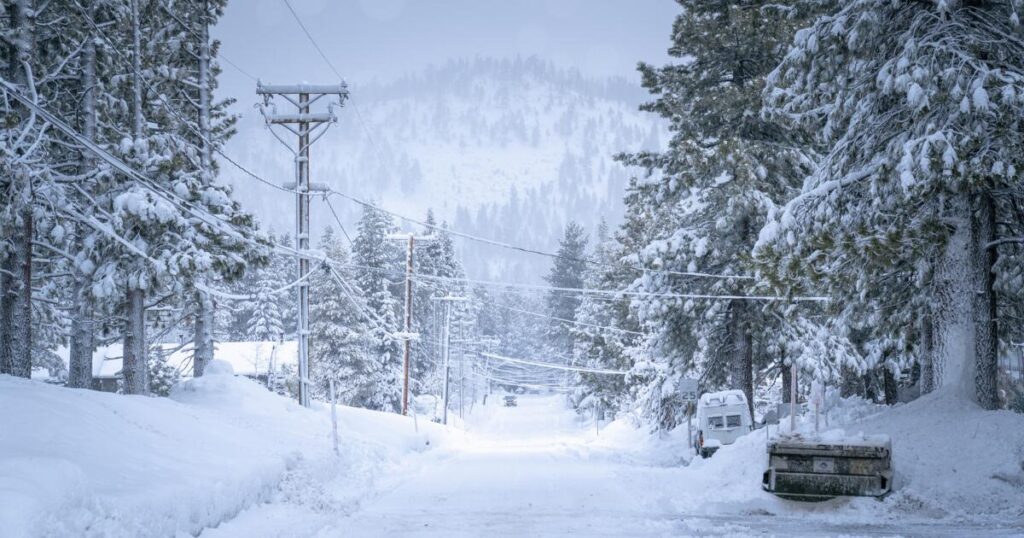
[{"left": 694, "top": 389, "right": 752, "bottom": 458}]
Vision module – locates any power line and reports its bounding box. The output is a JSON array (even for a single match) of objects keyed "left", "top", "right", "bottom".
[
  {"left": 44, "top": 8, "right": 830, "bottom": 307},
  {"left": 280, "top": 0, "right": 343, "bottom": 80},
  {"left": 324, "top": 195, "right": 354, "bottom": 245},
  {"left": 331, "top": 258, "right": 827, "bottom": 302},
  {"left": 158, "top": 3, "right": 258, "bottom": 82},
  {"left": 91, "top": 0, "right": 762, "bottom": 289},
  {"left": 244, "top": 1, "right": 759, "bottom": 285},
  {"left": 479, "top": 352, "right": 629, "bottom": 375},
  {"left": 328, "top": 189, "right": 752, "bottom": 282},
  {"left": 6, "top": 76, "right": 824, "bottom": 310},
  {"left": 475, "top": 371, "right": 581, "bottom": 391},
  {"left": 195, "top": 266, "right": 317, "bottom": 301},
  {"left": 492, "top": 301, "right": 644, "bottom": 336}
]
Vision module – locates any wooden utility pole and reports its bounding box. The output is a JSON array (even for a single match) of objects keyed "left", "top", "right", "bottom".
[
  {"left": 257, "top": 82, "right": 348, "bottom": 407},
  {"left": 387, "top": 233, "right": 435, "bottom": 415}
]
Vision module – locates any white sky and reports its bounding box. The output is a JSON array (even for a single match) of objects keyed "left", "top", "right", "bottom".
[{"left": 214, "top": 0, "right": 679, "bottom": 103}]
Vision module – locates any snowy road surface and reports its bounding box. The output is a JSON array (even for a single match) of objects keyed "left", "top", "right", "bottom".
[{"left": 205, "top": 395, "right": 1024, "bottom": 537}]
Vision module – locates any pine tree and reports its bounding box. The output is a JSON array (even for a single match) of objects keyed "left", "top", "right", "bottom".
[
  {"left": 246, "top": 267, "right": 285, "bottom": 342},
  {"left": 544, "top": 222, "right": 588, "bottom": 358},
  {"left": 759, "top": 0, "right": 1024, "bottom": 408},
  {"left": 615, "top": 1, "right": 840, "bottom": 426},
  {"left": 309, "top": 227, "right": 369, "bottom": 401},
  {"left": 149, "top": 348, "right": 181, "bottom": 397},
  {"left": 570, "top": 219, "right": 640, "bottom": 416},
  {"left": 275, "top": 232, "right": 298, "bottom": 337},
  {"left": 352, "top": 205, "right": 403, "bottom": 412}
]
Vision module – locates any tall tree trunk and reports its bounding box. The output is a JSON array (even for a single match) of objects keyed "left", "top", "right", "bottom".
[
  {"left": 932, "top": 192, "right": 976, "bottom": 399},
  {"left": 193, "top": 292, "right": 214, "bottom": 377},
  {"left": 119, "top": 0, "right": 148, "bottom": 395},
  {"left": 6, "top": 0, "right": 33, "bottom": 378},
  {"left": 68, "top": 279, "right": 95, "bottom": 388},
  {"left": 0, "top": 254, "right": 13, "bottom": 374},
  {"left": 68, "top": 28, "right": 98, "bottom": 390},
  {"left": 122, "top": 288, "right": 148, "bottom": 394},
  {"left": 781, "top": 359, "right": 792, "bottom": 403},
  {"left": 192, "top": 0, "right": 215, "bottom": 375},
  {"left": 882, "top": 365, "right": 898, "bottom": 405},
  {"left": 973, "top": 192, "right": 999, "bottom": 409},
  {"left": 11, "top": 206, "right": 32, "bottom": 378},
  {"left": 729, "top": 300, "right": 754, "bottom": 417},
  {"left": 920, "top": 312, "right": 934, "bottom": 395},
  {"left": 840, "top": 366, "right": 864, "bottom": 398}
]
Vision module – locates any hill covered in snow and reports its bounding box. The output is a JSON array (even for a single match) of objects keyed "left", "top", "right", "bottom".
[{"left": 221, "top": 57, "right": 664, "bottom": 281}]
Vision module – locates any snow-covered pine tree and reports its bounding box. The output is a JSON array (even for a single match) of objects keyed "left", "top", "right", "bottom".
[
  {"left": 616, "top": 1, "right": 839, "bottom": 426},
  {"left": 410, "top": 210, "right": 445, "bottom": 394},
  {"left": 759, "top": 0, "right": 1024, "bottom": 408},
  {"left": 352, "top": 205, "right": 403, "bottom": 412},
  {"left": 245, "top": 266, "right": 285, "bottom": 342},
  {"left": 149, "top": 347, "right": 181, "bottom": 396},
  {"left": 174, "top": 0, "right": 266, "bottom": 377},
  {"left": 570, "top": 219, "right": 640, "bottom": 416},
  {"left": 275, "top": 232, "right": 298, "bottom": 337},
  {"left": 64, "top": 0, "right": 105, "bottom": 389},
  {"left": 544, "top": 222, "right": 588, "bottom": 359},
  {"left": 309, "top": 227, "right": 369, "bottom": 401},
  {"left": 74, "top": 0, "right": 266, "bottom": 393},
  {"left": 0, "top": 0, "right": 52, "bottom": 378}
]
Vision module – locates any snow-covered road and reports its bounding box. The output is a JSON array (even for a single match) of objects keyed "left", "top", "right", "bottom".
[
  {"left": 334, "top": 395, "right": 687, "bottom": 536},
  {"left": 206, "top": 394, "right": 1024, "bottom": 537}
]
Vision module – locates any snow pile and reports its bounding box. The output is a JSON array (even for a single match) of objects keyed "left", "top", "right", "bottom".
[
  {"left": 855, "top": 391, "right": 1024, "bottom": 519},
  {"left": 669, "top": 391, "right": 1024, "bottom": 523},
  {"left": 592, "top": 417, "right": 695, "bottom": 467},
  {"left": 0, "top": 369, "right": 443, "bottom": 537}
]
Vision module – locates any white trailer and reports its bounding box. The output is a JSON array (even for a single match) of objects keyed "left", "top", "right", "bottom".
[{"left": 694, "top": 389, "right": 752, "bottom": 458}]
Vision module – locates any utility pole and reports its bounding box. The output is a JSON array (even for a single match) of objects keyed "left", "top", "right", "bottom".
[
  {"left": 257, "top": 82, "right": 348, "bottom": 407},
  {"left": 450, "top": 335, "right": 499, "bottom": 415},
  {"left": 433, "top": 295, "right": 467, "bottom": 424},
  {"left": 386, "top": 233, "right": 436, "bottom": 416},
  {"left": 457, "top": 323, "right": 469, "bottom": 419}
]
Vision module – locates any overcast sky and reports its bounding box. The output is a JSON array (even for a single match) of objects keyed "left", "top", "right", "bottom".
[{"left": 214, "top": 0, "right": 680, "bottom": 104}]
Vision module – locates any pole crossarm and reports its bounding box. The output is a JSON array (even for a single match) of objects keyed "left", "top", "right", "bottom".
[
  {"left": 256, "top": 82, "right": 349, "bottom": 95},
  {"left": 266, "top": 112, "right": 336, "bottom": 124}
]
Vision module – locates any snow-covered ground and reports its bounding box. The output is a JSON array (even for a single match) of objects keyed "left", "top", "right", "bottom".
[
  {"left": 3, "top": 372, "right": 1023, "bottom": 537},
  {"left": 210, "top": 392, "right": 1024, "bottom": 537},
  {"left": 0, "top": 363, "right": 443, "bottom": 537}
]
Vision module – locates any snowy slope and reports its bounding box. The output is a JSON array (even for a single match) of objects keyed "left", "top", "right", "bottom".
[
  {"left": 0, "top": 365, "right": 444, "bottom": 537},
  {"left": 222, "top": 57, "right": 664, "bottom": 281}
]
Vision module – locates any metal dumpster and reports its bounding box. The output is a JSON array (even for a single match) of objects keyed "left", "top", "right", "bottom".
[{"left": 762, "top": 434, "right": 892, "bottom": 501}]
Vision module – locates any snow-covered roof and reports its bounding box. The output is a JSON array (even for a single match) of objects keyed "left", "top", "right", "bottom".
[
  {"left": 699, "top": 389, "right": 748, "bottom": 407},
  {"left": 209, "top": 341, "right": 296, "bottom": 377},
  {"left": 56, "top": 341, "right": 298, "bottom": 379}
]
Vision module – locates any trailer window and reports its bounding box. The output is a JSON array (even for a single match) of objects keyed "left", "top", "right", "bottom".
[
  {"left": 708, "top": 416, "right": 725, "bottom": 429},
  {"left": 726, "top": 414, "right": 742, "bottom": 428}
]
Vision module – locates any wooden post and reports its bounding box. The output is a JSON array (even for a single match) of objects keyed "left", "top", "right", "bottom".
[
  {"left": 330, "top": 378, "right": 339, "bottom": 455},
  {"left": 790, "top": 363, "right": 797, "bottom": 433}
]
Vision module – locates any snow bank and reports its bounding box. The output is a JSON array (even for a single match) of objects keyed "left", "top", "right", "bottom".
[
  {"left": 669, "top": 390, "right": 1024, "bottom": 524},
  {"left": 0, "top": 370, "right": 443, "bottom": 537}
]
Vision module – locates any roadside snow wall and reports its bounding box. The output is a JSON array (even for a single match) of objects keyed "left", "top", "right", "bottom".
[{"left": 0, "top": 364, "right": 439, "bottom": 537}]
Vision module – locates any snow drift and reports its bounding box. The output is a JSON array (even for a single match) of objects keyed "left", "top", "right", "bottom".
[
  {"left": 0, "top": 364, "right": 442, "bottom": 537},
  {"left": 673, "top": 391, "right": 1024, "bottom": 523}
]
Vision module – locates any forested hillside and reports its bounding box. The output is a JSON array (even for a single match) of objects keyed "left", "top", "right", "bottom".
[{"left": 222, "top": 57, "right": 665, "bottom": 281}]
